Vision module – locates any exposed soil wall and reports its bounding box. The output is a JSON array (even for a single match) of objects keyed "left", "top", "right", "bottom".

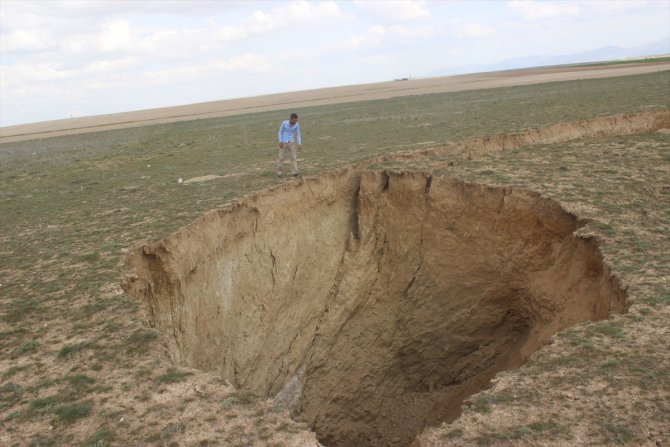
[
  {"left": 380, "top": 110, "right": 670, "bottom": 164},
  {"left": 123, "top": 169, "right": 627, "bottom": 446}
]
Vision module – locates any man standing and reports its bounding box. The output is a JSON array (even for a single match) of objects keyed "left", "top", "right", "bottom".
[{"left": 277, "top": 113, "right": 302, "bottom": 177}]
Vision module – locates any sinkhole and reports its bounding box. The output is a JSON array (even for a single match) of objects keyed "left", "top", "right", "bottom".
[{"left": 123, "top": 169, "right": 627, "bottom": 447}]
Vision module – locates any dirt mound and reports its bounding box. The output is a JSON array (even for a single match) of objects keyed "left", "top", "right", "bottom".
[{"left": 123, "top": 169, "right": 627, "bottom": 446}]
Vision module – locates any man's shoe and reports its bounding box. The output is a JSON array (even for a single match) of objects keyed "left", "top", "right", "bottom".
[{"left": 292, "top": 173, "right": 299, "bottom": 177}]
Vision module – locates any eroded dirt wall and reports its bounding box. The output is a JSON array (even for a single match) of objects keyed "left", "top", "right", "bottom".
[
  {"left": 381, "top": 110, "right": 670, "bottom": 163},
  {"left": 124, "top": 170, "right": 627, "bottom": 447},
  {"left": 299, "top": 172, "right": 626, "bottom": 446},
  {"left": 124, "top": 169, "right": 361, "bottom": 395}
]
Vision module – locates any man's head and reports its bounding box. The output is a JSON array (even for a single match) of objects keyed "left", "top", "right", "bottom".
[{"left": 289, "top": 113, "right": 298, "bottom": 125}]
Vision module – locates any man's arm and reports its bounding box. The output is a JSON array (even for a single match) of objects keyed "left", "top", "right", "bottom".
[
  {"left": 278, "top": 122, "right": 284, "bottom": 148},
  {"left": 296, "top": 123, "right": 302, "bottom": 148}
]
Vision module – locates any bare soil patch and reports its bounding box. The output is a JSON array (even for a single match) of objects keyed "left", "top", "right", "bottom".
[{"left": 182, "top": 174, "right": 222, "bottom": 184}]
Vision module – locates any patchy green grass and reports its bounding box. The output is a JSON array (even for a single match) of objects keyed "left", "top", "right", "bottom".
[
  {"left": 600, "top": 418, "right": 640, "bottom": 445},
  {"left": 474, "top": 420, "right": 570, "bottom": 445},
  {"left": 0, "top": 382, "right": 24, "bottom": 406},
  {"left": 65, "top": 374, "right": 95, "bottom": 390},
  {"left": 595, "top": 323, "right": 625, "bottom": 339},
  {"left": 464, "top": 392, "right": 516, "bottom": 414},
  {"left": 3, "top": 298, "right": 41, "bottom": 323},
  {"left": 124, "top": 329, "right": 159, "bottom": 355},
  {"left": 28, "top": 436, "right": 56, "bottom": 447},
  {"left": 155, "top": 368, "right": 193, "bottom": 384},
  {"left": 221, "top": 391, "right": 257, "bottom": 408},
  {"left": 160, "top": 419, "right": 186, "bottom": 440},
  {"left": 58, "top": 340, "right": 96, "bottom": 359},
  {"left": 13, "top": 339, "right": 38, "bottom": 356},
  {"left": 54, "top": 401, "right": 93, "bottom": 424},
  {"left": 441, "top": 428, "right": 464, "bottom": 441},
  {"left": 82, "top": 427, "right": 115, "bottom": 447}
]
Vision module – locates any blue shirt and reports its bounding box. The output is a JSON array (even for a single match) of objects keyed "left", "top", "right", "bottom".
[{"left": 278, "top": 120, "right": 301, "bottom": 145}]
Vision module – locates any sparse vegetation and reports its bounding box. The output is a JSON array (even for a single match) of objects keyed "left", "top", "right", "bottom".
[
  {"left": 58, "top": 340, "right": 96, "bottom": 358},
  {"left": 13, "top": 339, "right": 38, "bottom": 356},
  {"left": 155, "top": 368, "right": 192, "bottom": 384},
  {"left": 464, "top": 393, "right": 516, "bottom": 414},
  {"left": 222, "top": 391, "right": 257, "bottom": 408},
  {"left": 3, "top": 298, "right": 41, "bottom": 323},
  {"left": 1, "top": 70, "right": 668, "bottom": 445},
  {"left": 600, "top": 418, "right": 640, "bottom": 445},
  {"left": 55, "top": 401, "right": 93, "bottom": 424},
  {"left": 442, "top": 428, "right": 463, "bottom": 441},
  {"left": 83, "top": 427, "right": 115, "bottom": 447},
  {"left": 65, "top": 374, "right": 96, "bottom": 394},
  {"left": 124, "top": 328, "right": 159, "bottom": 355}
]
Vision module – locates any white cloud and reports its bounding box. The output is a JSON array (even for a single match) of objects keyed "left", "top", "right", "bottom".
[
  {"left": 214, "top": 24, "right": 248, "bottom": 42},
  {"left": 336, "top": 26, "right": 386, "bottom": 51},
  {"left": 507, "top": 0, "right": 580, "bottom": 20},
  {"left": 99, "top": 20, "right": 137, "bottom": 52},
  {"left": 385, "top": 24, "right": 438, "bottom": 40},
  {"left": 324, "top": 23, "right": 436, "bottom": 53},
  {"left": 446, "top": 46, "right": 463, "bottom": 58},
  {"left": 1, "top": 0, "right": 251, "bottom": 20},
  {"left": 586, "top": 0, "right": 649, "bottom": 14},
  {"left": 1, "top": 82, "right": 69, "bottom": 103},
  {"left": 354, "top": 0, "right": 430, "bottom": 23},
  {"left": 211, "top": 54, "right": 274, "bottom": 73},
  {"left": 1, "top": 0, "right": 343, "bottom": 64},
  {"left": 2, "top": 63, "right": 79, "bottom": 82},
  {"left": 453, "top": 22, "right": 496, "bottom": 38},
  {"left": 85, "top": 57, "right": 137, "bottom": 73},
  {"left": 84, "top": 78, "right": 131, "bottom": 91},
  {"left": 211, "top": 1, "right": 341, "bottom": 43},
  {"left": 1, "top": 28, "right": 53, "bottom": 52},
  {"left": 288, "top": 0, "right": 342, "bottom": 20},
  {"left": 354, "top": 53, "right": 397, "bottom": 67},
  {"left": 63, "top": 36, "right": 88, "bottom": 53},
  {"left": 140, "top": 66, "right": 201, "bottom": 85}
]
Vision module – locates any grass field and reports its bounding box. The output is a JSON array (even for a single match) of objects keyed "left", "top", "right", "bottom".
[{"left": 1, "top": 70, "right": 669, "bottom": 446}]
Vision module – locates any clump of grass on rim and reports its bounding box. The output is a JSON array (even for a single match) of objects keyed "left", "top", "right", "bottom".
[
  {"left": 221, "top": 391, "right": 257, "bottom": 408},
  {"left": 58, "top": 340, "right": 95, "bottom": 358},
  {"left": 124, "top": 328, "right": 159, "bottom": 355},
  {"left": 155, "top": 368, "right": 193, "bottom": 384},
  {"left": 54, "top": 401, "right": 93, "bottom": 423}
]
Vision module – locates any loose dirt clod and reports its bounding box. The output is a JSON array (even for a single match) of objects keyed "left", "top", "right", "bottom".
[{"left": 123, "top": 169, "right": 627, "bottom": 447}]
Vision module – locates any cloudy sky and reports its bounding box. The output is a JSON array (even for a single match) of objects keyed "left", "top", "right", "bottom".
[{"left": 1, "top": 0, "right": 668, "bottom": 127}]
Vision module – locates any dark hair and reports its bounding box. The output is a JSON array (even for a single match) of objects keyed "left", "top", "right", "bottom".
[{"left": 290, "top": 113, "right": 298, "bottom": 119}]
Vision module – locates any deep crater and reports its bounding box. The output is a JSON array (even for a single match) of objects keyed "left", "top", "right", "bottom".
[{"left": 123, "top": 169, "right": 627, "bottom": 447}]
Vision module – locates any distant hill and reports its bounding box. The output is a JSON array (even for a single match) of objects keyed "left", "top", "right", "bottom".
[{"left": 433, "top": 38, "right": 670, "bottom": 76}]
